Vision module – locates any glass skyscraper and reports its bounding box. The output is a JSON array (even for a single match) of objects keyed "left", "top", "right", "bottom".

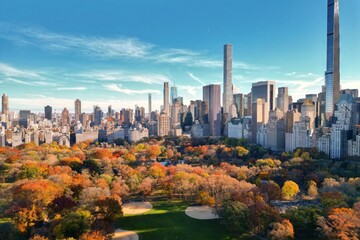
[{"left": 325, "top": 0, "right": 340, "bottom": 120}]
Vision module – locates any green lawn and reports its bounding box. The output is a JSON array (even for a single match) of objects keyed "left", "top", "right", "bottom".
[{"left": 116, "top": 200, "right": 236, "bottom": 240}]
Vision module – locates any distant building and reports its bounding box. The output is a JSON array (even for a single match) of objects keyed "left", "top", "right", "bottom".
[
  {"left": 75, "top": 99, "right": 81, "bottom": 122},
  {"left": 12, "top": 132, "right": 22, "bottom": 147},
  {"left": 128, "top": 124, "right": 149, "bottom": 143},
  {"left": 44, "top": 105, "right": 52, "bottom": 121},
  {"left": 251, "top": 98, "right": 268, "bottom": 143},
  {"left": 325, "top": 0, "right": 340, "bottom": 120},
  {"left": 266, "top": 108, "right": 285, "bottom": 151},
  {"left": 2, "top": 94, "right": 9, "bottom": 123},
  {"left": 163, "top": 82, "right": 170, "bottom": 115},
  {"left": 277, "top": 87, "right": 289, "bottom": 113},
  {"left": 226, "top": 118, "right": 243, "bottom": 139},
  {"left": 330, "top": 94, "right": 355, "bottom": 159},
  {"left": 94, "top": 106, "right": 103, "bottom": 126},
  {"left": 233, "top": 93, "right": 244, "bottom": 119},
  {"left": 203, "top": 84, "right": 221, "bottom": 137},
  {"left": 157, "top": 113, "right": 170, "bottom": 137},
  {"left": 191, "top": 121, "right": 204, "bottom": 138},
  {"left": 61, "top": 108, "right": 70, "bottom": 126},
  {"left": 223, "top": 44, "right": 234, "bottom": 120}
]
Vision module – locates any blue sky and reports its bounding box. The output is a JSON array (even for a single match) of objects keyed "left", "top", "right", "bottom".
[{"left": 0, "top": 0, "right": 359, "bottom": 113}]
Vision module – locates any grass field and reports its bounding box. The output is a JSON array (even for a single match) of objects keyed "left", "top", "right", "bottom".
[{"left": 116, "top": 200, "right": 236, "bottom": 240}]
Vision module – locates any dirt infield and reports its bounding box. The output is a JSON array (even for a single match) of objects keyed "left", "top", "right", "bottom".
[
  {"left": 185, "top": 206, "right": 219, "bottom": 220},
  {"left": 112, "top": 229, "right": 139, "bottom": 240},
  {"left": 122, "top": 201, "right": 153, "bottom": 215}
]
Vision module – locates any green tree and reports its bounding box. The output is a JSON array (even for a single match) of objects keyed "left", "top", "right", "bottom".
[{"left": 220, "top": 201, "right": 250, "bottom": 235}]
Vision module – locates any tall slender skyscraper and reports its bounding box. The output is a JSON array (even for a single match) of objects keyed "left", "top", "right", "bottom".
[
  {"left": 163, "top": 82, "right": 170, "bottom": 115},
  {"left": 223, "top": 44, "right": 233, "bottom": 117},
  {"left": 2, "top": 94, "right": 8, "bottom": 122},
  {"left": 325, "top": 0, "right": 340, "bottom": 120},
  {"left": 75, "top": 99, "right": 81, "bottom": 122},
  {"left": 148, "top": 93, "right": 152, "bottom": 115}
]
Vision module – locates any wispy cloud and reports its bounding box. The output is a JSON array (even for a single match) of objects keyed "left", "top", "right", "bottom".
[
  {"left": 0, "top": 63, "right": 40, "bottom": 78},
  {"left": 104, "top": 84, "right": 161, "bottom": 95},
  {"left": 0, "top": 22, "right": 277, "bottom": 71},
  {"left": 73, "top": 71, "right": 170, "bottom": 85},
  {"left": 188, "top": 72, "right": 206, "bottom": 85},
  {"left": 284, "top": 72, "right": 320, "bottom": 78},
  {"left": 56, "top": 87, "right": 87, "bottom": 91},
  {"left": 0, "top": 22, "right": 153, "bottom": 59}
]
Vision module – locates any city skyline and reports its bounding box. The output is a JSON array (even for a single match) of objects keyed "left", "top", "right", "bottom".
[{"left": 0, "top": 1, "right": 359, "bottom": 112}]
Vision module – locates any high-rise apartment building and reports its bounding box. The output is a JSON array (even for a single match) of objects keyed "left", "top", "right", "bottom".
[
  {"left": 44, "top": 105, "right": 52, "bottom": 120},
  {"left": 61, "top": 108, "right": 70, "bottom": 126},
  {"left": 203, "top": 84, "right": 221, "bottom": 137},
  {"left": 251, "top": 81, "right": 275, "bottom": 113},
  {"left": 325, "top": 0, "right": 340, "bottom": 120},
  {"left": 251, "top": 98, "right": 268, "bottom": 143},
  {"left": 75, "top": 99, "right": 81, "bottom": 122},
  {"left": 19, "top": 110, "right": 30, "bottom": 128},
  {"left": 163, "top": 82, "right": 170, "bottom": 115},
  {"left": 244, "top": 93, "right": 252, "bottom": 116},
  {"left": 233, "top": 93, "right": 244, "bottom": 119},
  {"left": 94, "top": 106, "right": 103, "bottom": 126},
  {"left": 157, "top": 113, "right": 170, "bottom": 137},
  {"left": 223, "top": 44, "right": 233, "bottom": 119},
  {"left": 108, "top": 105, "right": 114, "bottom": 118},
  {"left": 330, "top": 94, "right": 355, "bottom": 158}
]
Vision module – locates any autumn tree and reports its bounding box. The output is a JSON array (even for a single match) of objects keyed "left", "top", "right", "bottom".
[
  {"left": 196, "top": 191, "right": 215, "bottom": 206},
  {"left": 93, "top": 148, "right": 113, "bottom": 159},
  {"left": 282, "top": 181, "right": 300, "bottom": 200},
  {"left": 95, "top": 196, "right": 123, "bottom": 222},
  {"left": 268, "top": 219, "right": 295, "bottom": 240},
  {"left": 235, "top": 146, "right": 249, "bottom": 157},
  {"left": 80, "top": 231, "right": 106, "bottom": 240},
  {"left": 317, "top": 207, "right": 360, "bottom": 240},
  {"left": 137, "top": 177, "right": 153, "bottom": 200},
  {"left": 307, "top": 180, "right": 319, "bottom": 198}
]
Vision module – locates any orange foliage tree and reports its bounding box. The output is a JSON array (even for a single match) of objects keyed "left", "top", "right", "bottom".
[
  {"left": 268, "top": 219, "right": 295, "bottom": 240},
  {"left": 317, "top": 207, "right": 360, "bottom": 240}
]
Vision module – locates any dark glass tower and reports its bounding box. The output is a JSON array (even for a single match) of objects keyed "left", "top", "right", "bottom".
[{"left": 325, "top": 0, "right": 340, "bottom": 120}]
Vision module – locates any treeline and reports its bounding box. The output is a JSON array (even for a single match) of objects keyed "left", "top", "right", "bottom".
[{"left": 0, "top": 138, "right": 359, "bottom": 239}]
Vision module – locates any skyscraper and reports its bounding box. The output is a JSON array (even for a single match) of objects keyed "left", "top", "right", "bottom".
[
  {"left": 163, "top": 82, "right": 170, "bottom": 115},
  {"left": 223, "top": 44, "right": 233, "bottom": 118},
  {"left": 44, "top": 105, "right": 52, "bottom": 120},
  {"left": 2, "top": 94, "right": 8, "bottom": 122},
  {"left": 251, "top": 81, "right": 275, "bottom": 112},
  {"left": 325, "top": 0, "right": 340, "bottom": 120},
  {"left": 203, "top": 84, "right": 221, "bottom": 137},
  {"left": 170, "top": 85, "right": 178, "bottom": 104},
  {"left": 75, "top": 99, "right": 81, "bottom": 122},
  {"left": 61, "top": 108, "right": 70, "bottom": 126},
  {"left": 94, "top": 106, "right": 103, "bottom": 126},
  {"left": 148, "top": 93, "right": 152, "bottom": 115},
  {"left": 233, "top": 93, "right": 244, "bottom": 118},
  {"left": 277, "top": 87, "right": 289, "bottom": 113}
]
